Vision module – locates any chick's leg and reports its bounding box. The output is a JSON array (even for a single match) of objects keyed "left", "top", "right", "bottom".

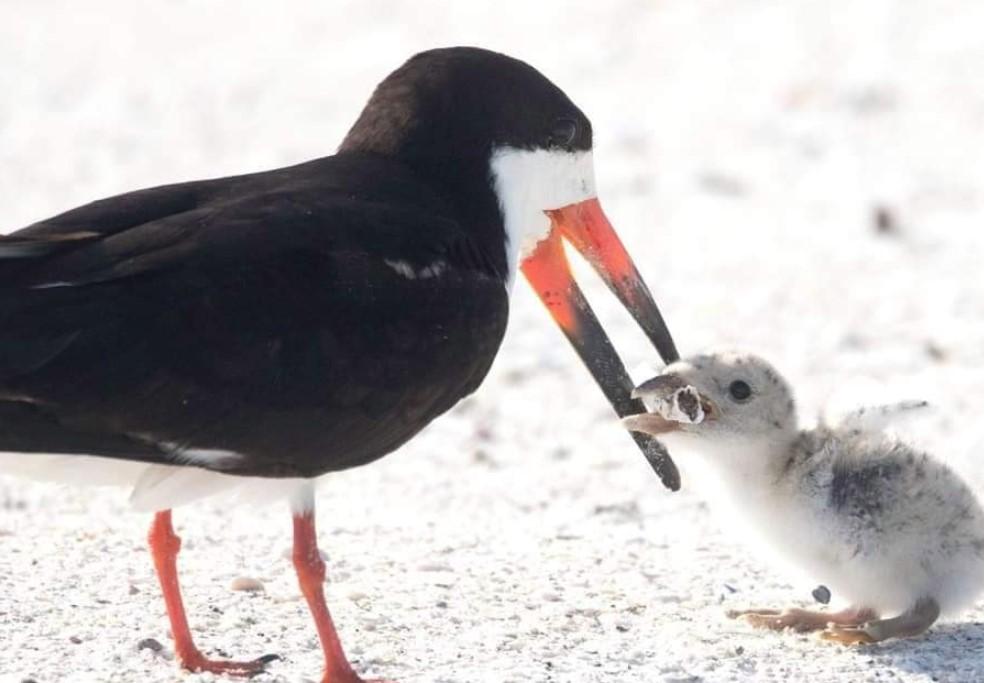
[
  {"left": 822, "top": 598, "right": 939, "bottom": 645},
  {"left": 728, "top": 606, "right": 877, "bottom": 633}
]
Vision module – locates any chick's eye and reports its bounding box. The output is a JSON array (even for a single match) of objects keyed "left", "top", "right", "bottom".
[
  {"left": 728, "top": 380, "right": 752, "bottom": 402},
  {"left": 549, "top": 117, "right": 578, "bottom": 147}
]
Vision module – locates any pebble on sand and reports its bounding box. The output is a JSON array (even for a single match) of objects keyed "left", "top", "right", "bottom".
[{"left": 137, "top": 637, "right": 165, "bottom": 653}]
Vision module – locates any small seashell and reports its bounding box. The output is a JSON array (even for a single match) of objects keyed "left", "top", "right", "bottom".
[{"left": 229, "top": 576, "right": 265, "bottom": 592}]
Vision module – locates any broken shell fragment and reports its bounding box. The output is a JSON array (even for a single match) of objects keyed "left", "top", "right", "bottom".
[{"left": 655, "top": 385, "right": 705, "bottom": 424}]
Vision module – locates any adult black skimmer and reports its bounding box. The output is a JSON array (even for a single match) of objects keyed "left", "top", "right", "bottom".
[{"left": 0, "top": 47, "right": 678, "bottom": 682}]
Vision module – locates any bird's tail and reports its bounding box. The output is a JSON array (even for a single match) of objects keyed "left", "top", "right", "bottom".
[{"left": 0, "top": 399, "right": 164, "bottom": 458}]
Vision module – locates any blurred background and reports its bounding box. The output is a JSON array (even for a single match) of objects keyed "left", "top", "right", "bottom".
[{"left": 1, "top": 2, "right": 983, "bottom": 681}]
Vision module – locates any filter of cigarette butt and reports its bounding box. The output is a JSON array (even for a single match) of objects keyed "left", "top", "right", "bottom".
[{"left": 654, "top": 385, "right": 705, "bottom": 424}]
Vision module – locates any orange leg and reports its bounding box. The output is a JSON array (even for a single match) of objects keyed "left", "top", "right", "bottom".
[
  {"left": 292, "top": 510, "right": 392, "bottom": 683},
  {"left": 727, "top": 606, "right": 878, "bottom": 633},
  {"left": 822, "top": 598, "right": 939, "bottom": 645},
  {"left": 148, "top": 510, "right": 275, "bottom": 676}
]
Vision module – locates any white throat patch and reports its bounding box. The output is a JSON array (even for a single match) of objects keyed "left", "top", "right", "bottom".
[{"left": 489, "top": 147, "right": 597, "bottom": 289}]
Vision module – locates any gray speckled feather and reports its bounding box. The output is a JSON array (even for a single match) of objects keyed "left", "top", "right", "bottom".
[{"left": 628, "top": 351, "right": 984, "bottom": 639}]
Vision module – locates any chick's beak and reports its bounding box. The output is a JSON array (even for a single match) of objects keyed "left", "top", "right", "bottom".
[
  {"left": 520, "top": 196, "right": 681, "bottom": 490},
  {"left": 621, "top": 412, "right": 679, "bottom": 435}
]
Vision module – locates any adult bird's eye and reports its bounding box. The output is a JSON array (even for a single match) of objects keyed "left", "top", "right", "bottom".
[
  {"left": 549, "top": 117, "right": 578, "bottom": 147},
  {"left": 728, "top": 380, "right": 752, "bottom": 402}
]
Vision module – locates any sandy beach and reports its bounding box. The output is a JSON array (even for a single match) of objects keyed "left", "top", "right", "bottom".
[{"left": 2, "top": 2, "right": 984, "bottom": 681}]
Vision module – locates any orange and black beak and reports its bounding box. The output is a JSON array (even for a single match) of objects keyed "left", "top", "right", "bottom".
[{"left": 520, "top": 197, "right": 681, "bottom": 490}]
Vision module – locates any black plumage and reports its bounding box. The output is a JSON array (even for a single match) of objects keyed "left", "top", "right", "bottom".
[
  {"left": 0, "top": 47, "right": 609, "bottom": 482},
  {"left": 0, "top": 151, "right": 510, "bottom": 476}
]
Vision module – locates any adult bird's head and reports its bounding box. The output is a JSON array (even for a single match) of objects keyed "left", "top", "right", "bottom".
[{"left": 341, "top": 47, "right": 681, "bottom": 488}]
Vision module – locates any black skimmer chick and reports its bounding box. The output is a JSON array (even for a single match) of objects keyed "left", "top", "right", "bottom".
[
  {"left": 0, "top": 47, "right": 679, "bottom": 681},
  {"left": 625, "top": 352, "right": 984, "bottom": 645}
]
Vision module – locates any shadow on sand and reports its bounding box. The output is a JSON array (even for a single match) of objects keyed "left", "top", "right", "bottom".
[{"left": 858, "top": 621, "right": 984, "bottom": 680}]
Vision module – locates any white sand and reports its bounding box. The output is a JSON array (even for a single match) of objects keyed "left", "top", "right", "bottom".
[{"left": 2, "top": 2, "right": 984, "bottom": 681}]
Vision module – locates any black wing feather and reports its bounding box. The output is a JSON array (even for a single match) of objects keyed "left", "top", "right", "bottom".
[{"left": 0, "top": 154, "right": 509, "bottom": 477}]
